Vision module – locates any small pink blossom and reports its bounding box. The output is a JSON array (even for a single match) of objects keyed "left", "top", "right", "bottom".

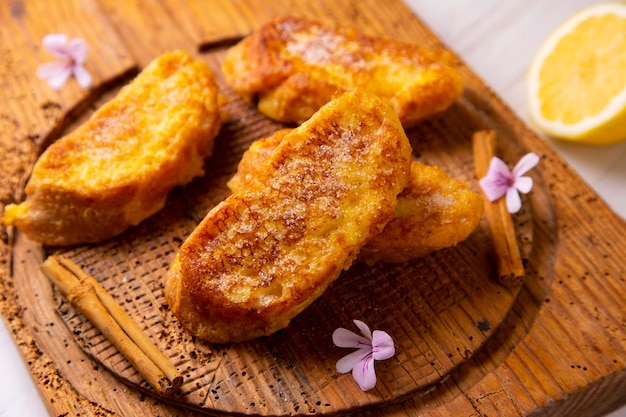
[
  {"left": 332, "top": 320, "right": 395, "bottom": 391},
  {"left": 479, "top": 152, "right": 540, "bottom": 213},
  {"left": 36, "top": 34, "right": 92, "bottom": 90}
]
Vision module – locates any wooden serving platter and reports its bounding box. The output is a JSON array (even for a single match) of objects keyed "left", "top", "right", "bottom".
[
  {"left": 1, "top": 1, "right": 626, "bottom": 417},
  {"left": 11, "top": 80, "right": 535, "bottom": 415}
]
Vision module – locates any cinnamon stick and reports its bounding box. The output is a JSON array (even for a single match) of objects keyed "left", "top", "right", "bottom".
[
  {"left": 41, "top": 255, "right": 183, "bottom": 395},
  {"left": 472, "top": 130, "right": 525, "bottom": 286},
  {"left": 52, "top": 256, "right": 183, "bottom": 387}
]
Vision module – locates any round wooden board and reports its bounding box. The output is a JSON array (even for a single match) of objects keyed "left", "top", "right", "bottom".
[{"left": 9, "top": 80, "right": 535, "bottom": 416}]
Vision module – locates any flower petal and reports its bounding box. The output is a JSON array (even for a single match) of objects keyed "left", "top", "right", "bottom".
[
  {"left": 515, "top": 176, "right": 533, "bottom": 194},
  {"left": 73, "top": 64, "right": 92, "bottom": 89},
  {"left": 333, "top": 327, "right": 370, "bottom": 349},
  {"left": 479, "top": 157, "right": 512, "bottom": 202},
  {"left": 336, "top": 348, "right": 371, "bottom": 374},
  {"left": 371, "top": 330, "right": 395, "bottom": 361},
  {"left": 36, "top": 61, "right": 67, "bottom": 79},
  {"left": 42, "top": 34, "right": 70, "bottom": 59},
  {"left": 66, "top": 37, "right": 89, "bottom": 63},
  {"left": 353, "top": 320, "right": 372, "bottom": 340},
  {"left": 352, "top": 355, "right": 377, "bottom": 391},
  {"left": 505, "top": 187, "right": 522, "bottom": 214},
  {"left": 479, "top": 175, "right": 508, "bottom": 202},
  {"left": 488, "top": 156, "right": 512, "bottom": 179},
  {"left": 512, "top": 152, "right": 540, "bottom": 178},
  {"left": 36, "top": 61, "right": 72, "bottom": 90}
]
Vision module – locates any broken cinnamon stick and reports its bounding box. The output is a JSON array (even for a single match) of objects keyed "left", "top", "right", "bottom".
[
  {"left": 472, "top": 130, "right": 525, "bottom": 286},
  {"left": 41, "top": 255, "right": 183, "bottom": 395}
]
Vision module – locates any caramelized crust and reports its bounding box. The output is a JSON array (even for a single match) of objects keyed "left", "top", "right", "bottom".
[
  {"left": 229, "top": 129, "right": 484, "bottom": 264},
  {"left": 2, "top": 51, "right": 221, "bottom": 245},
  {"left": 360, "top": 161, "right": 484, "bottom": 264},
  {"left": 222, "top": 16, "right": 464, "bottom": 125},
  {"left": 164, "top": 90, "right": 412, "bottom": 343},
  {"left": 225, "top": 129, "right": 291, "bottom": 192}
]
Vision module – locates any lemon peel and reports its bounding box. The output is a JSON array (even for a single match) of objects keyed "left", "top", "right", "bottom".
[{"left": 527, "top": 3, "right": 626, "bottom": 145}]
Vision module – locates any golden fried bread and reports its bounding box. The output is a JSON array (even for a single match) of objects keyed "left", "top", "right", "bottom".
[
  {"left": 228, "top": 129, "right": 484, "bottom": 264},
  {"left": 165, "top": 90, "right": 412, "bottom": 343},
  {"left": 222, "top": 16, "right": 464, "bottom": 126},
  {"left": 360, "top": 161, "right": 484, "bottom": 264},
  {"left": 3, "top": 51, "right": 221, "bottom": 246},
  {"left": 225, "top": 128, "right": 290, "bottom": 192}
]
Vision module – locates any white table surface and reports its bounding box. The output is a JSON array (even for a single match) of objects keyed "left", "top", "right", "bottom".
[{"left": 1, "top": 1, "right": 625, "bottom": 416}]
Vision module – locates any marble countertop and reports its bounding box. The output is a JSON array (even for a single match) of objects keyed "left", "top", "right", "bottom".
[{"left": 1, "top": 1, "right": 624, "bottom": 415}]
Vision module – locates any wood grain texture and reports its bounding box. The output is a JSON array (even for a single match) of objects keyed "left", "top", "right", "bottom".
[{"left": 1, "top": 1, "right": 625, "bottom": 416}]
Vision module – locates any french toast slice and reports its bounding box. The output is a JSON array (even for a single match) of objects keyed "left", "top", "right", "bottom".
[
  {"left": 360, "top": 160, "right": 484, "bottom": 264},
  {"left": 2, "top": 51, "right": 221, "bottom": 245},
  {"left": 228, "top": 129, "right": 484, "bottom": 264},
  {"left": 164, "top": 90, "right": 412, "bottom": 343},
  {"left": 222, "top": 15, "right": 464, "bottom": 126}
]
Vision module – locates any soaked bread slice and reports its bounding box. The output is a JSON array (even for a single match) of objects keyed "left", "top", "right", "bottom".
[
  {"left": 222, "top": 15, "right": 463, "bottom": 126},
  {"left": 164, "top": 90, "right": 412, "bottom": 343},
  {"left": 2, "top": 51, "right": 221, "bottom": 245},
  {"left": 225, "top": 129, "right": 291, "bottom": 192},
  {"left": 228, "top": 129, "right": 484, "bottom": 264},
  {"left": 359, "top": 160, "right": 484, "bottom": 264}
]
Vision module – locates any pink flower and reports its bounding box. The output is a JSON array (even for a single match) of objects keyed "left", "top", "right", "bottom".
[
  {"left": 479, "top": 152, "right": 540, "bottom": 213},
  {"left": 36, "top": 34, "right": 92, "bottom": 90},
  {"left": 332, "top": 320, "right": 395, "bottom": 391}
]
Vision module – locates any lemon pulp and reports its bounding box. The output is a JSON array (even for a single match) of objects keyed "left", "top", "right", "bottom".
[{"left": 528, "top": 3, "right": 626, "bottom": 145}]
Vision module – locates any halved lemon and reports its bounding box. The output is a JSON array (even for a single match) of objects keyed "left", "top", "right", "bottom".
[{"left": 527, "top": 2, "right": 626, "bottom": 145}]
